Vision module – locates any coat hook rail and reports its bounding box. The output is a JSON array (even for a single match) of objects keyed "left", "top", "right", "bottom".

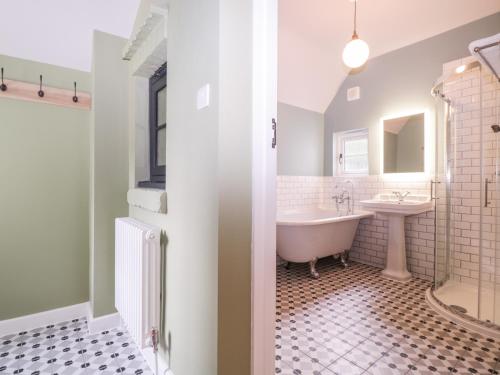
[{"left": 0, "top": 75, "right": 91, "bottom": 110}]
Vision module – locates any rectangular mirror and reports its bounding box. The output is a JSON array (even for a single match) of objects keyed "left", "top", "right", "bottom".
[{"left": 383, "top": 112, "right": 425, "bottom": 173}]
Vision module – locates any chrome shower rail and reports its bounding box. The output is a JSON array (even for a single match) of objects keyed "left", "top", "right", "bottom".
[{"left": 473, "top": 40, "right": 500, "bottom": 82}]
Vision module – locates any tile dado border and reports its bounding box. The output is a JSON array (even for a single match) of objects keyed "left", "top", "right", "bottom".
[{"left": 277, "top": 175, "right": 434, "bottom": 281}]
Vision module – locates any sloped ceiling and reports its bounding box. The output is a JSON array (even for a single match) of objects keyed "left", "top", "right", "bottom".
[
  {"left": 279, "top": 0, "right": 500, "bottom": 113},
  {"left": 0, "top": 0, "right": 141, "bottom": 72}
]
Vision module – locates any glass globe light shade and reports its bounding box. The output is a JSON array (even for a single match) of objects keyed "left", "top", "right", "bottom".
[{"left": 342, "top": 37, "right": 370, "bottom": 68}]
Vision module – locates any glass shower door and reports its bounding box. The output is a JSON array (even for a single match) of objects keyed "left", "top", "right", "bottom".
[
  {"left": 479, "top": 68, "right": 500, "bottom": 324},
  {"left": 433, "top": 97, "right": 451, "bottom": 289}
]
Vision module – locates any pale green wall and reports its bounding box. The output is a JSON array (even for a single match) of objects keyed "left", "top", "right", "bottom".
[
  {"left": 127, "top": 0, "right": 255, "bottom": 373},
  {"left": 324, "top": 13, "right": 500, "bottom": 175},
  {"left": 89, "top": 31, "right": 130, "bottom": 318},
  {"left": 277, "top": 102, "right": 324, "bottom": 176},
  {"left": 217, "top": 0, "right": 253, "bottom": 373},
  {"left": 0, "top": 55, "right": 90, "bottom": 320},
  {"left": 129, "top": 0, "right": 219, "bottom": 372}
]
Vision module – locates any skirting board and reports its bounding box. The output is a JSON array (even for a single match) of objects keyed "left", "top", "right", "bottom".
[
  {"left": 85, "top": 303, "right": 121, "bottom": 335},
  {"left": 0, "top": 302, "right": 88, "bottom": 337}
]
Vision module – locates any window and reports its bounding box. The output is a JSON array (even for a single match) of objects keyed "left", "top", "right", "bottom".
[
  {"left": 334, "top": 129, "right": 369, "bottom": 175},
  {"left": 138, "top": 63, "right": 167, "bottom": 189}
]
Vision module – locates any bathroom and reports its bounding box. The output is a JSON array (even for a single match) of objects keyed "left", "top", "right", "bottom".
[
  {"left": 275, "top": 3, "right": 500, "bottom": 374},
  {"left": 0, "top": 1, "right": 499, "bottom": 375}
]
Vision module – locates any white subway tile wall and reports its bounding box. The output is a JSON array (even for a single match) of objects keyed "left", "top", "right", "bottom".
[
  {"left": 441, "top": 56, "right": 499, "bottom": 288},
  {"left": 277, "top": 175, "right": 435, "bottom": 281}
]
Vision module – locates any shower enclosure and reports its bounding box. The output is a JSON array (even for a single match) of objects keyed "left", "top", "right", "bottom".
[{"left": 430, "top": 48, "right": 500, "bottom": 334}]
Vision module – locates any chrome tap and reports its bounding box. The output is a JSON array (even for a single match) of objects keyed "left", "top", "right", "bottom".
[
  {"left": 393, "top": 191, "right": 410, "bottom": 202},
  {"left": 344, "top": 179, "right": 354, "bottom": 214},
  {"left": 332, "top": 189, "right": 351, "bottom": 215}
]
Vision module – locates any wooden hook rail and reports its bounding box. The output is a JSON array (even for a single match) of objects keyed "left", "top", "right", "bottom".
[{"left": 0, "top": 78, "right": 91, "bottom": 110}]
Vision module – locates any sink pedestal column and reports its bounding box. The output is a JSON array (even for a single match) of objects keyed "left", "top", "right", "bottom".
[{"left": 381, "top": 213, "right": 412, "bottom": 282}]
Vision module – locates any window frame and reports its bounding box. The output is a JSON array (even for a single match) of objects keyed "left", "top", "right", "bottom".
[
  {"left": 138, "top": 63, "right": 167, "bottom": 189},
  {"left": 333, "top": 128, "right": 369, "bottom": 176}
]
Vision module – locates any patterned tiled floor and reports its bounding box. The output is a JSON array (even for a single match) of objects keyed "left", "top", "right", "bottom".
[
  {"left": 276, "top": 258, "right": 500, "bottom": 374},
  {"left": 0, "top": 317, "right": 153, "bottom": 374}
]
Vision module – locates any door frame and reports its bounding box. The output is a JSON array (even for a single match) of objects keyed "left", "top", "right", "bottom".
[{"left": 251, "top": 0, "right": 277, "bottom": 374}]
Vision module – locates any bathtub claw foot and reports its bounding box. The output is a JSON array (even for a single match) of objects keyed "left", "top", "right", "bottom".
[
  {"left": 284, "top": 261, "right": 290, "bottom": 270},
  {"left": 340, "top": 251, "right": 349, "bottom": 268},
  {"left": 309, "top": 258, "right": 319, "bottom": 279}
]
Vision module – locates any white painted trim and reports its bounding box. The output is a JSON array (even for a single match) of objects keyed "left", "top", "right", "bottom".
[
  {"left": 0, "top": 302, "right": 88, "bottom": 338},
  {"left": 251, "top": 0, "right": 277, "bottom": 374},
  {"left": 127, "top": 188, "right": 167, "bottom": 213},
  {"left": 86, "top": 312, "right": 121, "bottom": 335}
]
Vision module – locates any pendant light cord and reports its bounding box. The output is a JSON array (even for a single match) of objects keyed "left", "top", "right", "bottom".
[{"left": 353, "top": 0, "right": 358, "bottom": 38}]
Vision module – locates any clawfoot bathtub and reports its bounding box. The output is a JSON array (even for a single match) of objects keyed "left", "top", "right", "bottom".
[{"left": 277, "top": 208, "right": 374, "bottom": 278}]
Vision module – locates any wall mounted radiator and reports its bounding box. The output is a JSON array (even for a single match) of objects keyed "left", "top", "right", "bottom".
[{"left": 115, "top": 217, "right": 161, "bottom": 350}]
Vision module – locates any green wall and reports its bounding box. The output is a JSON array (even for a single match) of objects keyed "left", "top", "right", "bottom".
[
  {"left": 89, "top": 31, "right": 130, "bottom": 318},
  {"left": 127, "top": 0, "right": 256, "bottom": 373},
  {"left": 0, "top": 55, "right": 90, "bottom": 320},
  {"left": 277, "top": 102, "right": 324, "bottom": 176},
  {"left": 324, "top": 12, "right": 500, "bottom": 175}
]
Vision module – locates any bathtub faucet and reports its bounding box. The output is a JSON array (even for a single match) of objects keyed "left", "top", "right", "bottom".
[{"left": 332, "top": 190, "right": 351, "bottom": 214}]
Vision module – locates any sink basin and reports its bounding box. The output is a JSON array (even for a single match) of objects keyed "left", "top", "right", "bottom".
[
  {"left": 360, "top": 194, "right": 432, "bottom": 215},
  {"left": 360, "top": 194, "right": 433, "bottom": 282}
]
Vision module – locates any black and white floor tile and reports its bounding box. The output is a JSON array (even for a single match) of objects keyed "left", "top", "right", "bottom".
[
  {"left": 276, "top": 258, "right": 500, "bottom": 375},
  {"left": 0, "top": 318, "right": 153, "bottom": 374}
]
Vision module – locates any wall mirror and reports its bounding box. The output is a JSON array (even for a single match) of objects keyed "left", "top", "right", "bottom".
[{"left": 383, "top": 112, "right": 425, "bottom": 174}]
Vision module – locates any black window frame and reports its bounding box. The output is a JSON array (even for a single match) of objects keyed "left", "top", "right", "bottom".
[{"left": 138, "top": 63, "right": 167, "bottom": 189}]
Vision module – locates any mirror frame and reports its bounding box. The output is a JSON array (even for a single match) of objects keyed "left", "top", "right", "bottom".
[{"left": 380, "top": 109, "right": 432, "bottom": 177}]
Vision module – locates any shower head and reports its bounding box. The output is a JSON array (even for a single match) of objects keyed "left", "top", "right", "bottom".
[{"left": 492, "top": 124, "right": 500, "bottom": 133}]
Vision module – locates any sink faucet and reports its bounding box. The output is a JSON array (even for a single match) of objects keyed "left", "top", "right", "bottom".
[{"left": 393, "top": 191, "right": 410, "bottom": 202}]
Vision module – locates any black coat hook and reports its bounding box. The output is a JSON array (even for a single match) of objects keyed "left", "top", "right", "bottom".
[
  {"left": 38, "top": 75, "right": 45, "bottom": 98},
  {"left": 0, "top": 68, "right": 7, "bottom": 92},
  {"left": 72, "top": 81, "right": 78, "bottom": 103}
]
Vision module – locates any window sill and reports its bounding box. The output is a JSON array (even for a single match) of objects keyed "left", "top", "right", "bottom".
[
  {"left": 138, "top": 181, "right": 165, "bottom": 189},
  {"left": 127, "top": 188, "right": 167, "bottom": 214}
]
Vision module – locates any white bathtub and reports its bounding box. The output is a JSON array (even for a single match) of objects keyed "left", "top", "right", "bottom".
[{"left": 277, "top": 208, "right": 374, "bottom": 277}]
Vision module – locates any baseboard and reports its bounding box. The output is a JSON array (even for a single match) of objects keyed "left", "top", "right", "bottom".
[
  {"left": 0, "top": 302, "right": 89, "bottom": 338},
  {"left": 86, "top": 311, "right": 121, "bottom": 335}
]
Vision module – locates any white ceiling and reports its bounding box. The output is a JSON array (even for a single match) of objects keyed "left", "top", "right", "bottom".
[
  {"left": 279, "top": 0, "right": 500, "bottom": 113},
  {"left": 0, "top": 0, "right": 141, "bottom": 72}
]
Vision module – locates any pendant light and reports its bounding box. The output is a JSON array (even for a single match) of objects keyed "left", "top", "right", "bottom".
[{"left": 342, "top": 0, "right": 370, "bottom": 68}]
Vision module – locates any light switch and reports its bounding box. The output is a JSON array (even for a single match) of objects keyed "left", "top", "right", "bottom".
[{"left": 197, "top": 84, "right": 210, "bottom": 110}]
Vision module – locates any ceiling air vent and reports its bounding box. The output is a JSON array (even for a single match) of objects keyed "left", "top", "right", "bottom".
[{"left": 347, "top": 86, "right": 360, "bottom": 102}]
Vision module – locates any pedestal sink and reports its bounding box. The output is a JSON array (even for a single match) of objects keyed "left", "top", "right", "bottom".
[{"left": 360, "top": 194, "right": 433, "bottom": 282}]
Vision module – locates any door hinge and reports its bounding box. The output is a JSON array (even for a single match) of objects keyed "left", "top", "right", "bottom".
[{"left": 272, "top": 118, "right": 277, "bottom": 149}]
